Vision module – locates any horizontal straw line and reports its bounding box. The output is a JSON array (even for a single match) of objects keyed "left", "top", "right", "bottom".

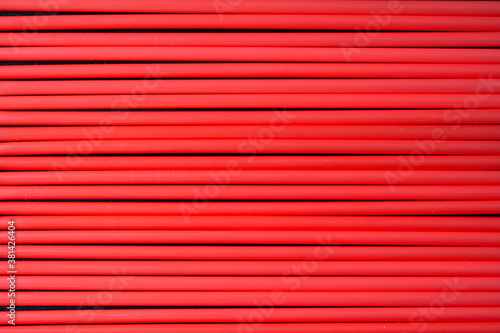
[
  {"left": 4, "top": 230, "right": 500, "bottom": 246},
  {"left": 1, "top": 276, "right": 499, "bottom": 291},
  {"left": 3, "top": 308, "right": 500, "bottom": 326},
  {"left": 2, "top": 185, "right": 500, "bottom": 200},
  {"left": 2, "top": 156, "right": 500, "bottom": 171},
  {"left": 2, "top": 139, "right": 499, "bottom": 156},
  {"left": 1, "top": 170, "right": 499, "bottom": 185},
  {"left": 4, "top": 323, "right": 500, "bottom": 333},
  {"left": 2, "top": 216, "right": 500, "bottom": 231},
  {"left": 2, "top": 110, "right": 500, "bottom": 126},
  {"left": 2, "top": 63, "right": 498, "bottom": 79},
  {"left": 4, "top": 307, "right": 500, "bottom": 325},
  {"left": 2, "top": 14, "right": 500, "bottom": 31},
  {"left": 4, "top": 245, "right": 499, "bottom": 260},
  {"left": 0, "top": 201, "right": 498, "bottom": 216},
  {"left": 5, "top": 32, "right": 500, "bottom": 47},
  {"left": 3, "top": 291, "right": 500, "bottom": 306},
  {"left": 3, "top": 125, "right": 500, "bottom": 141},
  {"left": 2, "top": 110, "right": 500, "bottom": 127},
  {"left": 2, "top": 94, "right": 500, "bottom": 110},
  {"left": 4, "top": 79, "right": 500, "bottom": 96},
  {"left": 6, "top": 260, "right": 500, "bottom": 276},
  {"left": 3, "top": 47, "right": 500, "bottom": 63},
  {"left": 2, "top": 0, "right": 499, "bottom": 15}
]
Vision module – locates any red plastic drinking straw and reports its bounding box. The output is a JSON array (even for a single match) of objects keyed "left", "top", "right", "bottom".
[
  {"left": 3, "top": 323, "right": 500, "bottom": 333},
  {"left": 2, "top": 94, "right": 499, "bottom": 110},
  {"left": 0, "top": 2, "right": 498, "bottom": 328},
  {"left": 1, "top": 156, "right": 499, "bottom": 171},
  {"left": 1, "top": 0, "right": 498, "bottom": 330},
  {"left": 5, "top": 260, "right": 499, "bottom": 276},
  {"left": 3, "top": 245, "right": 498, "bottom": 260},
  {"left": 1, "top": 170, "right": 498, "bottom": 185},
  {"left": 2, "top": 140, "right": 499, "bottom": 155},
  {"left": 2, "top": 79, "right": 496, "bottom": 96},
  {"left": 2, "top": 291, "right": 500, "bottom": 306},
  {"left": 1, "top": 185, "right": 499, "bottom": 200},
  {"left": 2, "top": 125, "right": 499, "bottom": 141},
  {"left": 1, "top": 63, "right": 498, "bottom": 79},
  {"left": 0, "top": 201, "right": 498, "bottom": 216},
  {"left": 3, "top": 47, "right": 500, "bottom": 63},
  {"left": 2, "top": 307, "right": 500, "bottom": 325},
  {"left": 2, "top": 0, "right": 498, "bottom": 15},
  {"left": 4, "top": 230, "right": 500, "bottom": 246},
  {"left": 1, "top": 276, "right": 498, "bottom": 291},
  {"left": 2, "top": 216, "right": 499, "bottom": 231},
  {"left": 4, "top": 32, "right": 500, "bottom": 47},
  {"left": 2, "top": 110, "right": 499, "bottom": 126},
  {"left": 2, "top": 14, "right": 500, "bottom": 31}
]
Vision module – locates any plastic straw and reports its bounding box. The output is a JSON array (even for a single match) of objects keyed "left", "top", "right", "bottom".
[
  {"left": 4, "top": 245, "right": 498, "bottom": 260},
  {"left": 3, "top": 47, "right": 500, "bottom": 63},
  {"left": 1, "top": 94, "right": 499, "bottom": 110},
  {"left": 1, "top": 185, "right": 498, "bottom": 200},
  {"left": 2, "top": 14, "right": 500, "bottom": 31},
  {"left": 1, "top": 139, "right": 499, "bottom": 155},
  {"left": 2, "top": 307, "right": 499, "bottom": 325},
  {"left": 5, "top": 230, "right": 500, "bottom": 246},
  {"left": 2, "top": 125, "right": 499, "bottom": 141},
  {"left": 2, "top": 216, "right": 499, "bottom": 231},
  {"left": 6, "top": 260, "right": 499, "bottom": 276},
  {"left": 1, "top": 110, "right": 499, "bottom": 126},
  {"left": 2, "top": 0, "right": 499, "bottom": 15},
  {"left": 3, "top": 32, "right": 500, "bottom": 47},
  {"left": 3, "top": 323, "right": 500, "bottom": 333},
  {"left": 2, "top": 63, "right": 499, "bottom": 79},
  {"left": 3, "top": 79, "right": 497, "bottom": 96},
  {"left": 4, "top": 291, "right": 500, "bottom": 306},
  {"left": 1, "top": 155, "right": 499, "bottom": 171},
  {"left": 1, "top": 276, "right": 498, "bottom": 291},
  {"left": 1, "top": 170, "right": 498, "bottom": 185},
  {"left": 0, "top": 201, "right": 498, "bottom": 216}
]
